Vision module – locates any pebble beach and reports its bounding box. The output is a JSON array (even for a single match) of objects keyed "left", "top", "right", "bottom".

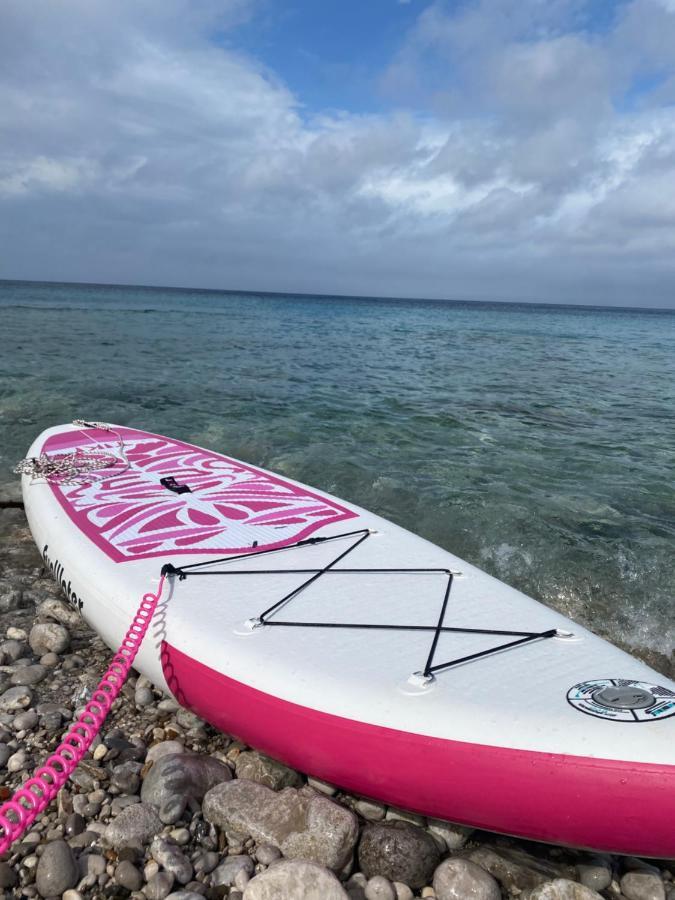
[{"left": 0, "top": 488, "right": 673, "bottom": 900}]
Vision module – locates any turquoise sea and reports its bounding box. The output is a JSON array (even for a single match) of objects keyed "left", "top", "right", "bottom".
[{"left": 1, "top": 280, "right": 673, "bottom": 664}]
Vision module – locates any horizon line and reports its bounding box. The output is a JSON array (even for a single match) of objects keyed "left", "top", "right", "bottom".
[{"left": 0, "top": 276, "right": 673, "bottom": 315}]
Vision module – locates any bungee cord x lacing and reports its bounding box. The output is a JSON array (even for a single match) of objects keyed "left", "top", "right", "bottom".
[{"left": 164, "top": 529, "right": 558, "bottom": 682}]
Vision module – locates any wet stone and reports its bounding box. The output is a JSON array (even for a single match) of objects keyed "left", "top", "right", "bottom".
[
  {"left": 64, "top": 812, "right": 86, "bottom": 837},
  {"left": 358, "top": 821, "right": 441, "bottom": 890}
]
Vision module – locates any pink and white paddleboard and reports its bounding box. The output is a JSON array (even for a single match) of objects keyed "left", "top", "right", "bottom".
[{"left": 21, "top": 423, "right": 675, "bottom": 856}]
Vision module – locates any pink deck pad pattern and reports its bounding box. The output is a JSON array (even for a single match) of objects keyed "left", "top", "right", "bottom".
[{"left": 41, "top": 427, "right": 356, "bottom": 562}]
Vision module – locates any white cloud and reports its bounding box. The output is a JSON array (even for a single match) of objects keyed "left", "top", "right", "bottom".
[{"left": 0, "top": 0, "right": 675, "bottom": 304}]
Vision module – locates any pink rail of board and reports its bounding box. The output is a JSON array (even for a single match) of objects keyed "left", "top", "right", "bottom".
[
  {"left": 161, "top": 642, "right": 675, "bottom": 858},
  {"left": 41, "top": 427, "right": 357, "bottom": 562}
]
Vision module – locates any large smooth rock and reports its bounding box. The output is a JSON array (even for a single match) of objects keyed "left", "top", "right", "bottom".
[
  {"left": 29, "top": 621, "right": 70, "bottom": 655},
  {"left": 469, "top": 846, "right": 571, "bottom": 893},
  {"left": 523, "top": 879, "right": 605, "bottom": 899},
  {"left": 433, "top": 858, "right": 501, "bottom": 900},
  {"left": 620, "top": 872, "right": 666, "bottom": 900},
  {"left": 204, "top": 780, "right": 358, "bottom": 872},
  {"left": 235, "top": 750, "right": 303, "bottom": 790},
  {"left": 35, "top": 840, "right": 79, "bottom": 897},
  {"left": 104, "top": 802, "right": 163, "bottom": 848},
  {"left": 243, "top": 859, "right": 349, "bottom": 900},
  {"left": 141, "top": 752, "right": 232, "bottom": 823},
  {"left": 358, "top": 821, "right": 441, "bottom": 889}
]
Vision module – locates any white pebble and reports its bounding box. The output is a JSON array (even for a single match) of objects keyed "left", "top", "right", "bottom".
[{"left": 6, "top": 627, "right": 27, "bottom": 641}]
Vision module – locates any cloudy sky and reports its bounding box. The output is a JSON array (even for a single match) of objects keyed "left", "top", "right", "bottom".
[{"left": 2, "top": 0, "right": 675, "bottom": 306}]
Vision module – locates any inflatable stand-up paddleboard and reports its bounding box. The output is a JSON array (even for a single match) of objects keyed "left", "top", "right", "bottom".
[{"left": 19, "top": 423, "right": 675, "bottom": 856}]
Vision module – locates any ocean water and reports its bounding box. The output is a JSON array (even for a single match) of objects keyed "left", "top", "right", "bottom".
[{"left": 1, "top": 280, "right": 673, "bottom": 663}]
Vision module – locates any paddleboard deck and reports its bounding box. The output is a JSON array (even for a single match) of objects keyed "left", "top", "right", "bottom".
[{"left": 21, "top": 423, "right": 675, "bottom": 856}]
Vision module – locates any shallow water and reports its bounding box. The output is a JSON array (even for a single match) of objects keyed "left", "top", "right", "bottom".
[{"left": 1, "top": 280, "right": 673, "bottom": 660}]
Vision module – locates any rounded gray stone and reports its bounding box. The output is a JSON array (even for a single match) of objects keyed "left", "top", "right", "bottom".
[
  {"left": 11, "top": 664, "right": 47, "bottom": 686},
  {"left": 433, "top": 858, "right": 501, "bottom": 900},
  {"left": 358, "top": 821, "right": 441, "bottom": 889},
  {"left": 256, "top": 844, "right": 282, "bottom": 865},
  {"left": 0, "top": 684, "right": 33, "bottom": 711},
  {"left": 150, "top": 836, "right": 194, "bottom": 885},
  {"left": 146, "top": 871, "right": 176, "bottom": 900},
  {"left": 142, "top": 752, "right": 232, "bottom": 823},
  {"left": 365, "top": 875, "right": 397, "bottom": 900},
  {"left": 115, "top": 859, "right": 144, "bottom": 891},
  {"left": 213, "top": 854, "right": 256, "bottom": 887},
  {"left": 576, "top": 861, "right": 612, "bottom": 892},
  {"left": 29, "top": 621, "right": 70, "bottom": 655},
  {"left": 35, "top": 839, "right": 79, "bottom": 898},
  {"left": 104, "top": 801, "right": 163, "bottom": 848},
  {"left": 243, "top": 859, "right": 349, "bottom": 899},
  {"left": 393, "top": 884, "right": 414, "bottom": 900},
  {"left": 12, "top": 707, "right": 39, "bottom": 730},
  {"left": 620, "top": 872, "right": 666, "bottom": 900}
]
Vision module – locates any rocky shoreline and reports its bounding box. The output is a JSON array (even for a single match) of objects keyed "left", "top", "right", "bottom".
[{"left": 0, "top": 494, "right": 673, "bottom": 900}]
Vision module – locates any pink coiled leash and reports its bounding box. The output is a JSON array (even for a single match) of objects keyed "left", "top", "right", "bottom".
[{"left": 0, "top": 575, "right": 167, "bottom": 856}]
